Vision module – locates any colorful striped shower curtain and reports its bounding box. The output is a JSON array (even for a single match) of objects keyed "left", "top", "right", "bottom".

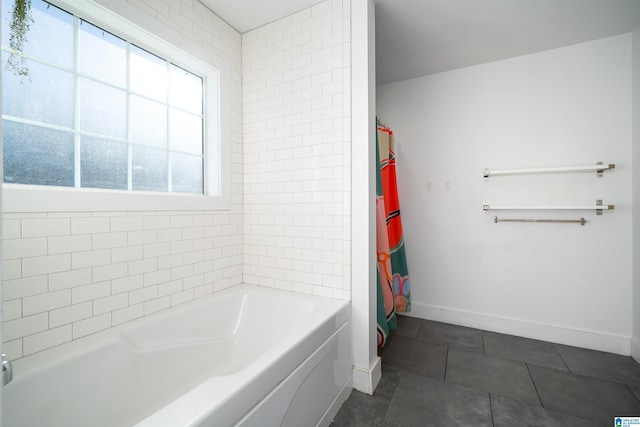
[{"left": 376, "top": 118, "right": 411, "bottom": 347}]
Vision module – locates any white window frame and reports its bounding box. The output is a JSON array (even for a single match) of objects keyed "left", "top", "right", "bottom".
[{"left": 2, "top": 0, "right": 231, "bottom": 212}]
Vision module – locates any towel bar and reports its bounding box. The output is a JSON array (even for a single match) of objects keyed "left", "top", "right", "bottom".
[
  {"left": 483, "top": 200, "right": 614, "bottom": 215},
  {"left": 493, "top": 216, "right": 587, "bottom": 225},
  {"left": 483, "top": 162, "right": 615, "bottom": 179}
]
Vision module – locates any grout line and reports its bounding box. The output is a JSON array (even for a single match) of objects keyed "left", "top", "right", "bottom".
[
  {"left": 488, "top": 393, "right": 495, "bottom": 427},
  {"left": 625, "top": 384, "right": 640, "bottom": 403},
  {"left": 525, "top": 363, "right": 544, "bottom": 408},
  {"left": 443, "top": 345, "right": 450, "bottom": 381},
  {"left": 552, "top": 343, "right": 572, "bottom": 373},
  {"left": 415, "top": 317, "right": 425, "bottom": 339}
]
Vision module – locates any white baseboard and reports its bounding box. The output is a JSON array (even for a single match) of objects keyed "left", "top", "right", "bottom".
[
  {"left": 351, "top": 356, "right": 382, "bottom": 395},
  {"left": 404, "top": 302, "right": 632, "bottom": 356}
]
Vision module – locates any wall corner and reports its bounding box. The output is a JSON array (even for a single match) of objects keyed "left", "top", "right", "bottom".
[
  {"left": 632, "top": 23, "right": 640, "bottom": 360},
  {"left": 350, "top": 0, "right": 377, "bottom": 395}
]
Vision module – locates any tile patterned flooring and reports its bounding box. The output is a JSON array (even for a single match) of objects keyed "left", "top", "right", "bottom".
[{"left": 330, "top": 316, "right": 640, "bottom": 426}]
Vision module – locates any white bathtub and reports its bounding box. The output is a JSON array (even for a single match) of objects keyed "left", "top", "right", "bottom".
[{"left": 3, "top": 285, "right": 352, "bottom": 427}]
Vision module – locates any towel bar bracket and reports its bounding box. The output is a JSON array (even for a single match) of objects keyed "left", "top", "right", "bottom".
[{"left": 596, "top": 162, "right": 616, "bottom": 177}]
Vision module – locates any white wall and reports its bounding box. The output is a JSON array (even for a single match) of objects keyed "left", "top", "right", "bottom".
[
  {"left": 377, "top": 34, "right": 633, "bottom": 354},
  {"left": 633, "top": 24, "right": 640, "bottom": 361},
  {"left": 351, "top": 0, "right": 379, "bottom": 393},
  {"left": 1, "top": 0, "right": 244, "bottom": 360},
  {"left": 241, "top": 0, "right": 352, "bottom": 300},
  {"left": 0, "top": 6, "right": 3, "bottom": 418}
]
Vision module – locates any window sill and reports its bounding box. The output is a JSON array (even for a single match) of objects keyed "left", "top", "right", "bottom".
[{"left": 2, "top": 184, "right": 231, "bottom": 213}]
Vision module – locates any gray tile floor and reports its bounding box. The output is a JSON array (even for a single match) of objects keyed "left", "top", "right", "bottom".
[{"left": 330, "top": 316, "right": 640, "bottom": 426}]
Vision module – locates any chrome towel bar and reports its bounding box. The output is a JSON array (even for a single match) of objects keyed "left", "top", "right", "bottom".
[
  {"left": 493, "top": 216, "right": 587, "bottom": 225},
  {"left": 483, "top": 200, "right": 614, "bottom": 215},
  {"left": 483, "top": 162, "right": 615, "bottom": 179}
]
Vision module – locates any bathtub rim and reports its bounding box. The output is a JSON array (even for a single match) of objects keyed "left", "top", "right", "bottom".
[
  {"left": 136, "top": 286, "right": 350, "bottom": 426},
  {"left": 4, "top": 284, "right": 351, "bottom": 427},
  {"left": 8, "top": 284, "right": 348, "bottom": 374}
]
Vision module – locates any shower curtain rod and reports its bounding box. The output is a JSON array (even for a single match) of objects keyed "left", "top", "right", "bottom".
[
  {"left": 483, "top": 163, "right": 615, "bottom": 178},
  {"left": 377, "top": 117, "right": 390, "bottom": 129}
]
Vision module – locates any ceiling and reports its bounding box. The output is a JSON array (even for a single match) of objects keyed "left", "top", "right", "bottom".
[
  {"left": 199, "top": 0, "right": 640, "bottom": 85},
  {"left": 375, "top": 0, "right": 640, "bottom": 84},
  {"left": 198, "top": 0, "right": 321, "bottom": 33}
]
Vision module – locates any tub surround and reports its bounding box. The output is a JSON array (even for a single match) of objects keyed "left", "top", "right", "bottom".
[
  {"left": 241, "top": 0, "right": 352, "bottom": 300},
  {"left": 2, "top": 0, "right": 354, "bottom": 363},
  {"left": 1, "top": 0, "right": 244, "bottom": 360}
]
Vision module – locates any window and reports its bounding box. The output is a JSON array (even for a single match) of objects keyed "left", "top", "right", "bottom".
[{"left": 1, "top": 0, "right": 230, "bottom": 211}]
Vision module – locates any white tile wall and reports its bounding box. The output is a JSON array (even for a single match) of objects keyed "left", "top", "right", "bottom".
[
  {"left": 2, "top": 0, "right": 353, "bottom": 360},
  {"left": 242, "top": 0, "right": 351, "bottom": 299},
  {"left": 2, "top": 0, "right": 243, "bottom": 360},
  {"left": 3, "top": 210, "right": 243, "bottom": 359}
]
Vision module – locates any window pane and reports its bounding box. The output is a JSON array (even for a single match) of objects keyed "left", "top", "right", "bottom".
[
  {"left": 1, "top": 0, "right": 73, "bottom": 68},
  {"left": 169, "top": 64, "right": 202, "bottom": 114},
  {"left": 2, "top": 52, "right": 74, "bottom": 127},
  {"left": 171, "top": 153, "right": 203, "bottom": 194},
  {"left": 81, "top": 136, "right": 128, "bottom": 190},
  {"left": 3, "top": 120, "right": 74, "bottom": 186},
  {"left": 79, "top": 21, "right": 126, "bottom": 87},
  {"left": 132, "top": 146, "right": 167, "bottom": 192},
  {"left": 130, "top": 45, "right": 166, "bottom": 101},
  {"left": 1, "top": 1, "right": 213, "bottom": 196},
  {"left": 169, "top": 108, "right": 202, "bottom": 154},
  {"left": 131, "top": 95, "right": 167, "bottom": 146},
  {"left": 79, "top": 78, "right": 127, "bottom": 138}
]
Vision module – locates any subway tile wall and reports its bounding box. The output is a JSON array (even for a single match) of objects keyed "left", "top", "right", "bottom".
[
  {"left": 242, "top": 0, "right": 352, "bottom": 300},
  {"left": 3, "top": 211, "right": 243, "bottom": 358},
  {"left": 2, "top": 0, "right": 353, "bottom": 360},
  {"left": 1, "top": 0, "right": 244, "bottom": 360}
]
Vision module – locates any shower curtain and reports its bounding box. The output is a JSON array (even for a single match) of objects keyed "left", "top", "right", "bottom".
[{"left": 376, "top": 118, "right": 411, "bottom": 347}]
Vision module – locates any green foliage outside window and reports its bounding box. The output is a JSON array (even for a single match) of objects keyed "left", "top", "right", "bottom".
[{"left": 6, "top": 0, "right": 33, "bottom": 77}]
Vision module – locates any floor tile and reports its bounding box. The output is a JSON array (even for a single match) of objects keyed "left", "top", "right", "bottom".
[
  {"left": 379, "top": 335, "right": 447, "bottom": 379},
  {"left": 333, "top": 321, "right": 640, "bottom": 427},
  {"left": 483, "top": 331, "right": 569, "bottom": 371},
  {"left": 416, "top": 319, "right": 484, "bottom": 353},
  {"left": 386, "top": 370, "right": 492, "bottom": 427},
  {"left": 529, "top": 364, "right": 640, "bottom": 426},
  {"left": 555, "top": 344, "right": 640, "bottom": 386},
  {"left": 373, "top": 364, "right": 404, "bottom": 404},
  {"left": 330, "top": 365, "right": 409, "bottom": 427},
  {"left": 393, "top": 315, "right": 422, "bottom": 339},
  {"left": 330, "top": 390, "right": 398, "bottom": 427},
  {"left": 445, "top": 347, "right": 541, "bottom": 406},
  {"left": 491, "top": 394, "right": 602, "bottom": 427}
]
